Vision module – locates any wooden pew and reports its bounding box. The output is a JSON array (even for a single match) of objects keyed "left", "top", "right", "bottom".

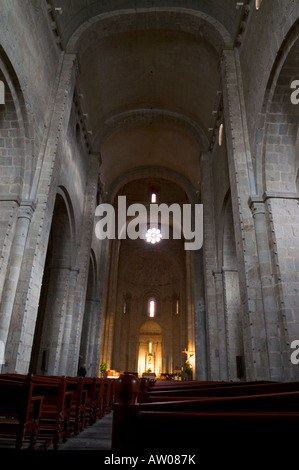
[
  {"left": 30, "top": 375, "right": 71, "bottom": 449},
  {"left": 93, "top": 378, "right": 107, "bottom": 420},
  {"left": 112, "top": 374, "right": 299, "bottom": 451},
  {"left": 147, "top": 379, "right": 273, "bottom": 392},
  {"left": 147, "top": 380, "right": 299, "bottom": 401},
  {"left": 136, "top": 410, "right": 299, "bottom": 451},
  {"left": 103, "top": 379, "right": 114, "bottom": 414},
  {"left": 0, "top": 373, "right": 72, "bottom": 449},
  {"left": 82, "top": 377, "right": 104, "bottom": 426},
  {"left": 0, "top": 376, "right": 43, "bottom": 450},
  {"left": 140, "top": 390, "right": 299, "bottom": 412},
  {"left": 65, "top": 376, "right": 87, "bottom": 435}
]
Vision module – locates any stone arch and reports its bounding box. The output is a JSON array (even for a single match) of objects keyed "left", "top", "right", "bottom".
[
  {"left": 0, "top": 46, "right": 33, "bottom": 308},
  {"left": 78, "top": 250, "right": 99, "bottom": 376},
  {"left": 66, "top": 7, "right": 232, "bottom": 55},
  {"left": 0, "top": 45, "right": 33, "bottom": 200},
  {"left": 256, "top": 20, "right": 299, "bottom": 194},
  {"left": 254, "top": 20, "right": 299, "bottom": 379},
  {"left": 222, "top": 192, "right": 238, "bottom": 270},
  {"left": 56, "top": 185, "right": 77, "bottom": 268},
  {"left": 94, "top": 108, "right": 209, "bottom": 152},
  {"left": 107, "top": 166, "right": 198, "bottom": 206},
  {"left": 29, "top": 192, "right": 75, "bottom": 375},
  {"left": 138, "top": 320, "right": 162, "bottom": 377},
  {"left": 221, "top": 191, "right": 243, "bottom": 380}
]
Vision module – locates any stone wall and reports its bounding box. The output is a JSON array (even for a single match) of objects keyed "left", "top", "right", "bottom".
[{"left": 0, "top": 2, "right": 298, "bottom": 381}]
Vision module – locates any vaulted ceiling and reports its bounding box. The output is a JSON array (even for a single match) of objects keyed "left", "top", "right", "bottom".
[{"left": 50, "top": 0, "right": 244, "bottom": 196}]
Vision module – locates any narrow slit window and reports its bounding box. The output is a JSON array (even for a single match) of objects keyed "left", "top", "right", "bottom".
[{"left": 148, "top": 299, "right": 156, "bottom": 317}]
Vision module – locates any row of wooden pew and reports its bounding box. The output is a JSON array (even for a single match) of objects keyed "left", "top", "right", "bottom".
[
  {"left": 112, "top": 376, "right": 299, "bottom": 451},
  {"left": 0, "top": 373, "right": 116, "bottom": 450}
]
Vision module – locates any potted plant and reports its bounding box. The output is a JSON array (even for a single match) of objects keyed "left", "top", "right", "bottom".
[
  {"left": 183, "top": 363, "right": 192, "bottom": 380},
  {"left": 173, "top": 371, "right": 182, "bottom": 381},
  {"left": 100, "top": 362, "right": 108, "bottom": 378}
]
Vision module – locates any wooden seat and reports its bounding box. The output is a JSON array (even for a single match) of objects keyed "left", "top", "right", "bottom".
[
  {"left": 0, "top": 376, "right": 43, "bottom": 450},
  {"left": 0, "top": 373, "right": 72, "bottom": 449},
  {"left": 112, "top": 375, "right": 299, "bottom": 451}
]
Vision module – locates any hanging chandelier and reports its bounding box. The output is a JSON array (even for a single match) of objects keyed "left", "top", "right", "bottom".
[{"left": 145, "top": 227, "right": 162, "bottom": 244}]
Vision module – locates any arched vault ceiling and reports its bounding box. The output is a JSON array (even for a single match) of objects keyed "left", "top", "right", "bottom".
[
  {"left": 49, "top": 2, "right": 240, "bottom": 192},
  {"left": 100, "top": 122, "right": 201, "bottom": 192},
  {"left": 75, "top": 27, "right": 219, "bottom": 189},
  {"left": 51, "top": 1, "right": 239, "bottom": 48},
  {"left": 76, "top": 29, "right": 220, "bottom": 136}
]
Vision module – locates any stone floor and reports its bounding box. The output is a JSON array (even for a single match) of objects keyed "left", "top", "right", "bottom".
[
  {"left": 57, "top": 412, "right": 113, "bottom": 451},
  {"left": 0, "top": 411, "right": 113, "bottom": 452}
]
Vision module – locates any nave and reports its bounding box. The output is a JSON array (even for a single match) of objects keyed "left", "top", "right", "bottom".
[{"left": 1, "top": 372, "right": 299, "bottom": 455}]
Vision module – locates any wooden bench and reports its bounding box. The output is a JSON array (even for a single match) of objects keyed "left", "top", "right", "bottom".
[
  {"left": 31, "top": 375, "right": 71, "bottom": 449},
  {"left": 93, "top": 378, "right": 107, "bottom": 420},
  {"left": 0, "top": 376, "right": 43, "bottom": 450},
  {"left": 82, "top": 377, "right": 105, "bottom": 426},
  {"left": 0, "top": 373, "right": 72, "bottom": 449},
  {"left": 102, "top": 379, "right": 116, "bottom": 414},
  {"left": 65, "top": 376, "right": 87, "bottom": 435},
  {"left": 136, "top": 410, "right": 299, "bottom": 451},
  {"left": 112, "top": 374, "right": 299, "bottom": 451},
  {"left": 0, "top": 373, "right": 116, "bottom": 449},
  {"left": 147, "top": 380, "right": 299, "bottom": 401}
]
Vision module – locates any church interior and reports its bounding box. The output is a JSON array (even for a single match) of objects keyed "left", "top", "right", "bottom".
[{"left": 0, "top": 0, "right": 298, "bottom": 452}]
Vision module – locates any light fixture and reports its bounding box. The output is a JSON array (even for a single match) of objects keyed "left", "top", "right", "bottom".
[
  {"left": 151, "top": 193, "right": 157, "bottom": 203},
  {"left": 255, "top": 0, "right": 262, "bottom": 9},
  {"left": 145, "top": 227, "right": 162, "bottom": 244}
]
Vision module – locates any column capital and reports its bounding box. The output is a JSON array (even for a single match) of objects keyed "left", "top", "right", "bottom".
[
  {"left": 248, "top": 196, "right": 265, "bottom": 216},
  {"left": 212, "top": 269, "right": 223, "bottom": 282},
  {"left": 18, "top": 201, "right": 36, "bottom": 220}
]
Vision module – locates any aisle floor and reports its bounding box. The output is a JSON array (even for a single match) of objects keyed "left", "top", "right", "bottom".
[{"left": 58, "top": 412, "right": 113, "bottom": 451}]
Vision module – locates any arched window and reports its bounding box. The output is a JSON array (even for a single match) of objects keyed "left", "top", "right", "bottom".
[{"left": 148, "top": 298, "right": 156, "bottom": 317}]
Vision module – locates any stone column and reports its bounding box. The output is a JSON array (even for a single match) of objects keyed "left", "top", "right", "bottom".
[
  {"left": 37, "top": 265, "right": 71, "bottom": 375},
  {"left": 222, "top": 267, "right": 243, "bottom": 380},
  {"left": 221, "top": 48, "right": 270, "bottom": 380},
  {"left": 212, "top": 269, "right": 228, "bottom": 380},
  {"left": 79, "top": 297, "right": 93, "bottom": 372},
  {"left": 200, "top": 152, "right": 220, "bottom": 379},
  {"left": 263, "top": 193, "right": 299, "bottom": 380},
  {"left": 0, "top": 198, "right": 20, "bottom": 298},
  {"left": 86, "top": 298, "right": 101, "bottom": 376},
  {"left": 249, "top": 197, "right": 283, "bottom": 380},
  {"left": 67, "top": 154, "right": 101, "bottom": 376},
  {"left": 58, "top": 267, "right": 80, "bottom": 375},
  {"left": 193, "top": 248, "right": 207, "bottom": 380},
  {"left": 0, "top": 201, "right": 35, "bottom": 373},
  {"left": 3, "top": 53, "right": 78, "bottom": 374},
  {"left": 100, "top": 239, "right": 121, "bottom": 369},
  {"left": 185, "top": 249, "right": 196, "bottom": 377}
]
